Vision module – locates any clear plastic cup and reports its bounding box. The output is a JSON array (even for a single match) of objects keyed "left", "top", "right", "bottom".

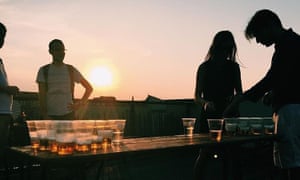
[
  {"left": 207, "top": 119, "right": 224, "bottom": 142},
  {"left": 181, "top": 118, "right": 196, "bottom": 137},
  {"left": 110, "top": 119, "right": 126, "bottom": 145},
  {"left": 73, "top": 120, "right": 94, "bottom": 152},
  {"left": 55, "top": 120, "right": 75, "bottom": 155}
]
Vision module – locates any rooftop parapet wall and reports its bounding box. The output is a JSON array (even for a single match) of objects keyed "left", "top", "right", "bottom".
[{"left": 13, "top": 92, "right": 272, "bottom": 137}]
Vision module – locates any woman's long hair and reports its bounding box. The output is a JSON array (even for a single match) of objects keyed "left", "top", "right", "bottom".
[{"left": 205, "top": 30, "right": 238, "bottom": 62}]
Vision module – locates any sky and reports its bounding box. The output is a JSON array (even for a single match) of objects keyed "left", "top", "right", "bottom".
[{"left": 1, "top": 0, "right": 300, "bottom": 100}]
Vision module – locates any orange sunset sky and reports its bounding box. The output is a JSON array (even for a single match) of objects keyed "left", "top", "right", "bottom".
[{"left": 1, "top": 0, "right": 300, "bottom": 100}]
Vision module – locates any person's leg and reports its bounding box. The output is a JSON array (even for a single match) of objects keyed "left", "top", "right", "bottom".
[
  {"left": 274, "top": 105, "right": 300, "bottom": 170},
  {"left": 0, "top": 114, "right": 12, "bottom": 178},
  {"left": 288, "top": 167, "right": 300, "bottom": 180},
  {"left": 194, "top": 148, "right": 210, "bottom": 180},
  {"left": 227, "top": 146, "right": 242, "bottom": 180},
  {"left": 273, "top": 167, "right": 288, "bottom": 180},
  {"left": 194, "top": 147, "right": 227, "bottom": 180},
  {"left": 0, "top": 114, "right": 11, "bottom": 148}
]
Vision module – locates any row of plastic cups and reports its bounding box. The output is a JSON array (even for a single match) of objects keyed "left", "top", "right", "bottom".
[
  {"left": 181, "top": 117, "right": 274, "bottom": 141},
  {"left": 26, "top": 119, "right": 126, "bottom": 155},
  {"left": 224, "top": 117, "right": 274, "bottom": 135},
  {"left": 181, "top": 118, "right": 224, "bottom": 141}
]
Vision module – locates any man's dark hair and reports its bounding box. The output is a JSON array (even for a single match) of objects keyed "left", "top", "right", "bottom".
[
  {"left": 0, "top": 22, "right": 7, "bottom": 36},
  {"left": 49, "top": 39, "right": 64, "bottom": 50},
  {"left": 245, "top": 9, "right": 283, "bottom": 40}
]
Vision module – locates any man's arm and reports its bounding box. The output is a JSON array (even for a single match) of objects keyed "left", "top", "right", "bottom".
[
  {"left": 79, "top": 77, "right": 93, "bottom": 104},
  {"left": 194, "top": 66, "right": 206, "bottom": 106},
  {"left": 70, "top": 77, "right": 93, "bottom": 110},
  {"left": 223, "top": 94, "right": 245, "bottom": 117}
]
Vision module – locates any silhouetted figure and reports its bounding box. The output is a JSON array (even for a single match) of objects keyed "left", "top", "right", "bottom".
[
  {"left": 194, "top": 30, "right": 243, "bottom": 180},
  {"left": 36, "top": 39, "right": 93, "bottom": 120},
  {"left": 224, "top": 9, "right": 300, "bottom": 180},
  {"left": 195, "top": 30, "right": 242, "bottom": 133},
  {"left": 9, "top": 111, "right": 30, "bottom": 146},
  {"left": 0, "top": 22, "right": 19, "bottom": 171}
]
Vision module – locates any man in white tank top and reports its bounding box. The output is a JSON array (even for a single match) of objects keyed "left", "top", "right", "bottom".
[{"left": 36, "top": 39, "right": 93, "bottom": 120}]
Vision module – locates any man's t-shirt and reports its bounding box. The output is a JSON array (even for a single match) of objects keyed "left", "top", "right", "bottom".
[{"left": 36, "top": 64, "right": 83, "bottom": 116}]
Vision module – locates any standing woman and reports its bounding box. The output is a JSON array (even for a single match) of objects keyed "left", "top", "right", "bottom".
[
  {"left": 193, "top": 30, "right": 243, "bottom": 179},
  {"left": 194, "top": 30, "right": 243, "bottom": 133}
]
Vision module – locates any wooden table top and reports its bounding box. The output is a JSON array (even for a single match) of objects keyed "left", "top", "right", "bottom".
[{"left": 9, "top": 133, "right": 276, "bottom": 164}]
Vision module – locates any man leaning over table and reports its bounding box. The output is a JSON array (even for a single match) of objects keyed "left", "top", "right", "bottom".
[{"left": 224, "top": 9, "right": 300, "bottom": 180}]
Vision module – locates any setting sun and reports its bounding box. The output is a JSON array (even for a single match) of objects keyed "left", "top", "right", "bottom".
[{"left": 88, "top": 66, "right": 113, "bottom": 87}]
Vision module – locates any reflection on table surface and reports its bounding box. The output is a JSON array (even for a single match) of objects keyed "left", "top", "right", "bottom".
[
  {"left": 8, "top": 133, "right": 277, "bottom": 180},
  {"left": 10, "top": 133, "right": 276, "bottom": 161}
]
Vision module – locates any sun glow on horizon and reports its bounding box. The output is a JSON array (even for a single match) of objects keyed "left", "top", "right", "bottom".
[{"left": 88, "top": 66, "right": 113, "bottom": 88}]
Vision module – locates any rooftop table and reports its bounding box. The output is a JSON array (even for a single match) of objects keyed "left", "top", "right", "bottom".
[{"left": 9, "top": 133, "right": 276, "bottom": 180}]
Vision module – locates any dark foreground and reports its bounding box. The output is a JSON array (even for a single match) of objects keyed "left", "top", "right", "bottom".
[{"left": 1, "top": 141, "right": 281, "bottom": 180}]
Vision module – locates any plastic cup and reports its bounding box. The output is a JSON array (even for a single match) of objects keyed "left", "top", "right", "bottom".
[
  {"left": 237, "top": 117, "right": 250, "bottom": 135},
  {"left": 263, "top": 117, "right": 274, "bottom": 135},
  {"left": 91, "top": 120, "right": 106, "bottom": 150},
  {"left": 181, "top": 118, "right": 196, "bottom": 137},
  {"left": 224, "top": 118, "right": 238, "bottom": 136},
  {"left": 26, "top": 120, "right": 39, "bottom": 150},
  {"left": 110, "top": 119, "right": 126, "bottom": 145},
  {"left": 73, "top": 120, "right": 94, "bottom": 152},
  {"left": 249, "top": 118, "right": 263, "bottom": 135},
  {"left": 55, "top": 121, "right": 75, "bottom": 155},
  {"left": 207, "top": 119, "right": 224, "bottom": 142}
]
